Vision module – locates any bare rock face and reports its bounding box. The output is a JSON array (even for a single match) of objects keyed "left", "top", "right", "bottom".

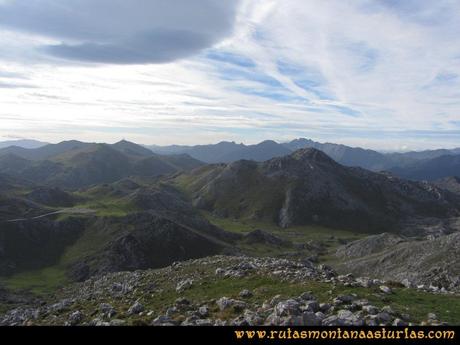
[
  {"left": 336, "top": 233, "right": 406, "bottom": 258},
  {"left": 435, "top": 176, "right": 460, "bottom": 196},
  {"left": 336, "top": 232, "right": 460, "bottom": 290},
  {"left": 181, "top": 148, "right": 460, "bottom": 233}
]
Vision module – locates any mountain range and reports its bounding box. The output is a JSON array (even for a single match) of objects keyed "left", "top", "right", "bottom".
[
  {"left": 174, "top": 148, "right": 460, "bottom": 233},
  {"left": 1, "top": 138, "right": 460, "bottom": 325},
  {"left": 2, "top": 137, "right": 459, "bottom": 181},
  {"left": 0, "top": 140, "right": 202, "bottom": 189},
  {"left": 148, "top": 138, "right": 460, "bottom": 180}
]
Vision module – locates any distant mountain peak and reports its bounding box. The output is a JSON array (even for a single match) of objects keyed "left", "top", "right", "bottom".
[
  {"left": 258, "top": 140, "right": 278, "bottom": 146},
  {"left": 290, "top": 148, "right": 337, "bottom": 164}
]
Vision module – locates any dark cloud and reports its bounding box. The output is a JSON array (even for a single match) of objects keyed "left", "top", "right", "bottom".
[
  {"left": 45, "top": 29, "right": 216, "bottom": 64},
  {"left": 0, "top": 0, "right": 240, "bottom": 64},
  {"left": 0, "top": 81, "right": 36, "bottom": 89}
]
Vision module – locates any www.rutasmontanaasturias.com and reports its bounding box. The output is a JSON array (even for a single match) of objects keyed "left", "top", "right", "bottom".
[{"left": 234, "top": 328, "right": 456, "bottom": 341}]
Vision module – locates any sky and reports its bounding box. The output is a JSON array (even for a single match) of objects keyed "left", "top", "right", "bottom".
[{"left": 0, "top": 0, "right": 459, "bottom": 151}]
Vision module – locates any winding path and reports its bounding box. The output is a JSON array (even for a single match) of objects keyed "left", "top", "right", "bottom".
[{"left": 7, "top": 208, "right": 95, "bottom": 223}]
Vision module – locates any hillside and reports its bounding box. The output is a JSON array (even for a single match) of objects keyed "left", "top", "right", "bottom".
[
  {"left": 0, "top": 179, "right": 240, "bottom": 284},
  {"left": 0, "top": 141, "right": 203, "bottom": 189},
  {"left": 1, "top": 255, "right": 459, "bottom": 326},
  {"left": 390, "top": 154, "right": 460, "bottom": 181},
  {"left": 435, "top": 176, "right": 460, "bottom": 195},
  {"left": 336, "top": 232, "right": 460, "bottom": 290},
  {"left": 174, "top": 148, "right": 460, "bottom": 233}
]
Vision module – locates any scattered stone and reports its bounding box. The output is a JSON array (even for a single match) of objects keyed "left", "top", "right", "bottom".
[
  {"left": 376, "top": 312, "right": 392, "bottom": 324},
  {"left": 110, "top": 319, "right": 126, "bottom": 326},
  {"left": 393, "top": 318, "right": 408, "bottom": 326},
  {"left": 152, "top": 315, "right": 177, "bottom": 326},
  {"left": 379, "top": 285, "right": 392, "bottom": 294},
  {"left": 362, "top": 305, "right": 379, "bottom": 315},
  {"left": 127, "top": 301, "right": 144, "bottom": 315},
  {"left": 301, "top": 311, "right": 322, "bottom": 326},
  {"left": 68, "top": 311, "right": 83, "bottom": 326},
  {"left": 216, "top": 297, "right": 246, "bottom": 312},
  {"left": 50, "top": 299, "right": 74, "bottom": 313},
  {"left": 176, "top": 279, "right": 193, "bottom": 293},
  {"left": 198, "top": 306, "right": 209, "bottom": 318},
  {"left": 239, "top": 289, "right": 253, "bottom": 298},
  {"left": 274, "top": 299, "right": 301, "bottom": 317},
  {"left": 401, "top": 279, "right": 414, "bottom": 289},
  {"left": 303, "top": 300, "right": 320, "bottom": 313},
  {"left": 99, "top": 303, "right": 116, "bottom": 318},
  {"left": 427, "top": 313, "right": 438, "bottom": 321}
]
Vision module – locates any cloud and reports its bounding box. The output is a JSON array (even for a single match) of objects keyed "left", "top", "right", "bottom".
[
  {"left": 0, "top": 0, "right": 459, "bottom": 151},
  {"left": 0, "top": 0, "right": 240, "bottom": 64}
]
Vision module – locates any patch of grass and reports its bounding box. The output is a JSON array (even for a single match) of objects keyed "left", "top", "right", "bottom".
[
  {"left": 203, "top": 212, "right": 364, "bottom": 261},
  {"left": 59, "top": 221, "right": 124, "bottom": 266},
  {"left": 73, "top": 199, "right": 137, "bottom": 217},
  {"left": 388, "top": 288, "right": 460, "bottom": 324},
  {"left": 0, "top": 267, "right": 68, "bottom": 295}
]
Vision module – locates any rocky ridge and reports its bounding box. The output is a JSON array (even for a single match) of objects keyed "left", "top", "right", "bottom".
[{"left": 1, "top": 256, "right": 457, "bottom": 326}]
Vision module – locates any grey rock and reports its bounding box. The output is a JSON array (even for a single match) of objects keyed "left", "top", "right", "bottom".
[
  {"left": 195, "top": 319, "right": 214, "bottom": 326},
  {"left": 99, "top": 303, "right": 116, "bottom": 318},
  {"left": 303, "top": 300, "right": 320, "bottom": 313},
  {"left": 198, "top": 306, "right": 209, "bottom": 318},
  {"left": 362, "top": 305, "right": 379, "bottom": 315},
  {"left": 319, "top": 303, "right": 332, "bottom": 313},
  {"left": 322, "top": 315, "right": 345, "bottom": 326},
  {"left": 274, "top": 299, "right": 301, "bottom": 317},
  {"left": 68, "top": 311, "right": 84, "bottom": 326},
  {"left": 376, "top": 312, "right": 392, "bottom": 324},
  {"left": 110, "top": 319, "right": 126, "bottom": 326},
  {"left": 127, "top": 301, "right": 144, "bottom": 315},
  {"left": 381, "top": 305, "right": 395, "bottom": 315},
  {"left": 393, "top": 318, "right": 408, "bottom": 326},
  {"left": 152, "top": 315, "right": 177, "bottom": 326},
  {"left": 176, "top": 279, "right": 193, "bottom": 293},
  {"left": 50, "top": 299, "right": 74, "bottom": 313},
  {"left": 379, "top": 285, "right": 392, "bottom": 294},
  {"left": 401, "top": 279, "right": 414, "bottom": 288},
  {"left": 301, "top": 311, "right": 322, "bottom": 326},
  {"left": 427, "top": 313, "right": 438, "bottom": 320},
  {"left": 239, "top": 289, "right": 253, "bottom": 298},
  {"left": 216, "top": 297, "right": 246, "bottom": 312}
]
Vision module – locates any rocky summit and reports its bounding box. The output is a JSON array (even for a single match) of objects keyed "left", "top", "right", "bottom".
[
  {"left": 178, "top": 148, "right": 460, "bottom": 233},
  {"left": 1, "top": 256, "right": 458, "bottom": 326}
]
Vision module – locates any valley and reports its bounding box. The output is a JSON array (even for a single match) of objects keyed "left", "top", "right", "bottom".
[{"left": 0, "top": 139, "right": 459, "bottom": 326}]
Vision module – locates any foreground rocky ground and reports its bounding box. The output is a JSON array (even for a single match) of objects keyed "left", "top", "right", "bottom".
[{"left": 1, "top": 256, "right": 459, "bottom": 326}]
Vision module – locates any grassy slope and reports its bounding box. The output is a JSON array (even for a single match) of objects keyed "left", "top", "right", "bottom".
[
  {"left": 0, "top": 189, "right": 138, "bottom": 293},
  {"left": 2, "top": 180, "right": 459, "bottom": 324},
  {"left": 33, "top": 259, "right": 460, "bottom": 325}
]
